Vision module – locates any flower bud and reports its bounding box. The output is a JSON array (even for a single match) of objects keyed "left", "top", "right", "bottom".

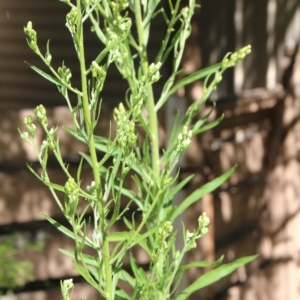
[
  {"left": 45, "top": 53, "right": 52, "bottom": 65},
  {"left": 34, "top": 105, "right": 47, "bottom": 126},
  {"left": 214, "top": 72, "right": 222, "bottom": 84}
]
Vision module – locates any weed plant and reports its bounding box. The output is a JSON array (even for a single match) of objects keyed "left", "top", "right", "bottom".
[{"left": 20, "top": 0, "right": 256, "bottom": 299}]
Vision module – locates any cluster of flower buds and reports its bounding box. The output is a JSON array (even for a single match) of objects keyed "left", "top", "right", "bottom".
[
  {"left": 111, "top": 2, "right": 130, "bottom": 36},
  {"left": 159, "top": 221, "right": 173, "bottom": 237},
  {"left": 222, "top": 45, "right": 252, "bottom": 70},
  {"left": 198, "top": 212, "right": 210, "bottom": 236},
  {"left": 64, "top": 178, "right": 79, "bottom": 216},
  {"left": 111, "top": 15, "right": 131, "bottom": 35},
  {"left": 131, "top": 93, "right": 144, "bottom": 118},
  {"left": 141, "top": 62, "right": 162, "bottom": 84},
  {"left": 61, "top": 278, "right": 74, "bottom": 300},
  {"left": 91, "top": 61, "right": 106, "bottom": 92},
  {"left": 106, "top": 17, "right": 131, "bottom": 46},
  {"left": 106, "top": 27, "right": 119, "bottom": 43},
  {"left": 91, "top": 61, "right": 106, "bottom": 79},
  {"left": 23, "top": 116, "right": 36, "bottom": 138},
  {"left": 46, "top": 127, "right": 57, "bottom": 150},
  {"left": 175, "top": 126, "right": 192, "bottom": 155},
  {"left": 111, "top": 0, "right": 129, "bottom": 11},
  {"left": 150, "top": 221, "right": 173, "bottom": 260},
  {"left": 113, "top": 103, "right": 137, "bottom": 151},
  {"left": 185, "top": 212, "right": 210, "bottom": 250},
  {"left": 58, "top": 64, "right": 72, "bottom": 85},
  {"left": 34, "top": 105, "right": 48, "bottom": 127},
  {"left": 24, "top": 21, "right": 39, "bottom": 53},
  {"left": 66, "top": 7, "right": 78, "bottom": 37},
  {"left": 160, "top": 172, "right": 173, "bottom": 191},
  {"left": 118, "top": 18, "right": 132, "bottom": 34},
  {"left": 186, "top": 229, "right": 197, "bottom": 249}
]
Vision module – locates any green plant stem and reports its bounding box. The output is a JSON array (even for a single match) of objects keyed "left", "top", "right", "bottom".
[
  {"left": 134, "top": 0, "right": 160, "bottom": 179},
  {"left": 76, "top": 1, "right": 112, "bottom": 299}
]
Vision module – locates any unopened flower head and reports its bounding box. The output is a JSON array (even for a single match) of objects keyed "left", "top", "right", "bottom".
[
  {"left": 175, "top": 126, "right": 192, "bottom": 154},
  {"left": 58, "top": 64, "right": 72, "bottom": 84},
  {"left": 113, "top": 103, "right": 137, "bottom": 150},
  {"left": 61, "top": 278, "right": 74, "bottom": 300},
  {"left": 147, "top": 62, "right": 162, "bottom": 83},
  {"left": 64, "top": 178, "right": 79, "bottom": 216},
  {"left": 198, "top": 212, "right": 210, "bottom": 236},
  {"left": 34, "top": 105, "right": 47, "bottom": 126},
  {"left": 186, "top": 229, "right": 194, "bottom": 241},
  {"left": 24, "top": 21, "right": 38, "bottom": 52},
  {"left": 91, "top": 61, "right": 106, "bottom": 79},
  {"left": 65, "top": 178, "right": 77, "bottom": 196},
  {"left": 23, "top": 116, "right": 36, "bottom": 137}
]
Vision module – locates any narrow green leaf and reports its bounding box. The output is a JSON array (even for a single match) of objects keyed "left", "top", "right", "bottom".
[
  {"left": 64, "top": 126, "right": 87, "bottom": 143},
  {"left": 115, "top": 288, "right": 131, "bottom": 300},
  {"left": 43, "top": 215, "right": 73, "bottom": 238},
  {"left": 25, "top": 61, "right": 64, "bottom": 86},
  {"left": 111, "top": 240, "right": 126, "bottom": 259},
  {"left": 87, "top": 265, "right": 100, "bottom": 285},
  {"left": 129, "top": 252, "right": 140, "bottom": 280},
  {"left": 171, "top": 166, "right": 236, "bottom": 221},
  {"left": 123, "top": 217, "right": 133, "bottom": 230},
  {"left": 77, "top": 204, "right": 90, "bottom": 225},
  {"left": 108, "top": 231, "right": 130, "bottom": 242},
  {"left": 26, "top": 163, "right": 41, "bottom": 179},
  {"left": 129, "top": 253, "right": 148, "bottom": 286},
  {"left": 73, "top": 261, "right": 100, "bottom": 291},
  {"left": 192, "top": 104, "right": 216, "bottom": 132},
  {"left": 177, "top": 256, "right": 224, "bottom": 275},
  {"left": 167, "top": 174, "right": 194, "bottom": 202},
  {"left": 108, "top": 193, "right": 121, "bottom": 228},
  {"left": 42, "top": 180, "right": 65, "bottom": 192},
  {"left": 43, "top": 214, "right": 93, "bottom": 247},
  {"left": 155, "top": 63, "right": 221, "bottom": 111},
  {"left": 118, "top": 269, "right": 136, "bottom": 289},
  {"left": 104, "top": 151, "right": 122, "bottom": 202},
  {"left": 176, "top": 255, "right": 258, "bottom": 300},
  {"left": 130, "top": 223, "right": 161, "bottom": 248},
  {"left": 169, "top": 63, "right": 221, "bottom": 95},
  {"left": 169, "top": 108, "right": 182, "bottom": 146},
  {"left": 59, "top": 249, "right": 98, "bottom": 267},
  {"left": 193, "top": 114, "right": 225, "bottom": 135},
  {"left": 77, "top": 156, "right": 84, "bottom": 184}
]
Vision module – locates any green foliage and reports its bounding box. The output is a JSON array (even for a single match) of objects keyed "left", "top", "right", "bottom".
[
  {"left": 0, "top": 233, "right": 42, "bottom": 294},
  {"left": 20, "top": 0, "right": 256, "bottom": 299}
]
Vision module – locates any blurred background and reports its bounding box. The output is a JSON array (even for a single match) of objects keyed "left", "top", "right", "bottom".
[{"left": 0, "top": 0, "right": 299, "bottom": 299}]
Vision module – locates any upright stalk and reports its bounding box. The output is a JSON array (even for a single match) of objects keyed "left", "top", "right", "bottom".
[
  {"left": 134, "top": 0, "right": 160, "bottom": 179},
  {"left": 76, "top": 1, "right": 113, "bottom": 299}
]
